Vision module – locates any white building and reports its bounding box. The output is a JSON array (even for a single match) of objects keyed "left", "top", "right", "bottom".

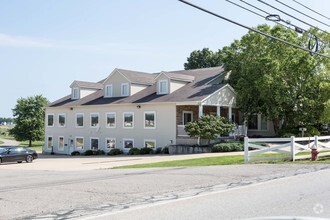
[{"left": 44, "top": 66, "right": 274, "bottom": 154}]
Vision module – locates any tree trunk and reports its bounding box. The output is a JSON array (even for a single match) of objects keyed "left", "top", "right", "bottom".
[
  {"left": 29, "top": 139, "right": 32, "bottom": 147},
  {"left": 272, "top": 119, "right": 281, "bottom": 136}
]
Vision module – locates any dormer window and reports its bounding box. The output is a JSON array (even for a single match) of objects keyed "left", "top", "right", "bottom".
[
  {"left": 159, "top": 80, "right": 168, "bottom": 94},
  {"left": 105, "top": 85, "right": 113, "bottom": 97},
  {"left": 121, "top": 83, "right": 129, "bottom": 96},
  {"left": 72, "top": 87, "right": 79, "bottom": 99}
]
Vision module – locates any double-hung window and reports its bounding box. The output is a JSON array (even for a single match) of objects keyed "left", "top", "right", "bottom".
[
  {"left": 105, "top": 85, "right": 113, "bottom": 97},
  {"left": 123, "top": 112, "right": 134, "bottom": 128},
  {"left": 76, "top": 113, "right": 84, "bottom": 127},
  {"left": 159, "top": 80, "right": 168, "bottom": 94},
  {"left": 144, "top": 111, "right": 156, "bottom": 129},
  {"left": 90, "top": 113, "right": 99, "bottom": 128},
  {"left": 47, "top": 114, "right": 54, "bottom": 127},
  {"left": 106, "top": 112, "right": 116, "bottom": 128},
  {"left": 121, "top": 83, "right": 129, "bottom": 96},
  {"left": 72, "top": 88, "right": 79, "bottom": 99},
  {"left": 183, "top": 111, "right": 193, "bottom": 125},
  {"left": 58, "top": 114, "right": 66, "bottom": 127}
]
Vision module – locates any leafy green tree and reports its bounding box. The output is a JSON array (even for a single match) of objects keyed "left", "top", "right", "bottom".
[
  {"left": 185, "top": 115, "right": 235, "bottom": 145},
  {"left": 223, "top": 24, "right": 330, "bottom": 135},
  {"left": 184, "top": 48, "right": 223, "bottom": 70},
  {"left": 10, "top": 95, "right": 49, "bottom": 147}
]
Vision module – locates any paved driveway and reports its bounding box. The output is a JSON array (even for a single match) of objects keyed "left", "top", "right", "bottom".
[
  {"left": 0, "top": 151, "right": 244, "bottom": 171},
  {"left": 0, "top": 138, "right": 19, "bottom": 146}
]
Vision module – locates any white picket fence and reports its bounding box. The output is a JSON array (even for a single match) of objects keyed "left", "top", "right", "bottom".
[{"left": 244, "top": 136, "right": 330, "bottom": 164}]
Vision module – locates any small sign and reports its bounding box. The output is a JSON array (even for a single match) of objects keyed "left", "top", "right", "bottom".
[{"left": 299, "top": 127, "right": 307, "bottom": 131}]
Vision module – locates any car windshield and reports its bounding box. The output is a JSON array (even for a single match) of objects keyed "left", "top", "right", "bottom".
[{"left": 0, "top": 147, "right": 8, "bottom": 153}]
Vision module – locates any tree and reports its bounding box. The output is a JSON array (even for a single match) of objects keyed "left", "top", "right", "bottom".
[
  {"left": 185, "top": 115, "right": 235, "bottom": 145},
  {"left": 184, "top": 48, "right": 223, "bottom": 70},
  {"left": 10, "top": 95, "right": 49, "bottom": 147},
  {"left": 222, "top": 24, "right": 330, "bottom": 135}
]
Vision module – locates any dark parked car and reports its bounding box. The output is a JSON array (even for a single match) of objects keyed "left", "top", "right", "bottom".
[{"left": 0, "top": 146, "right": 38, "bottom": 164}]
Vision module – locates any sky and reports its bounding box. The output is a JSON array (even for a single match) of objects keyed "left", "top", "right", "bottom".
[{"left": 0, "top": 0, "right": 329, "bottom": 118}]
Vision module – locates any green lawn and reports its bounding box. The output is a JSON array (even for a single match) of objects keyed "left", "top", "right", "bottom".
[
  {"left": 114, "top": 152, "right": 330, "bottom": 169},
  {"left": 19, "top": 141, "right": 44, "bottom": 152},
  {"left": 0, "top": 140, "right": 3, "bottom": 145},
  {"left": 114, "top": 155, "right": 245, "bottom": 168}
]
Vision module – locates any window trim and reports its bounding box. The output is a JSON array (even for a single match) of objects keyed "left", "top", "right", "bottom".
[
  {"left": 58, "top": 113, "right": 66, "bottom": 127},
  {"left": 121, "top": 83, "right": 129, "bottom": 96},
  {"left": 90, "top": 137, "right": 99, "bottom": 150},
  {"left": 144, "top": 111, "right": 156, "bottom": 129},
  {"left": 75, "top": 136, "right": 84, "bottom": 151},
  {"left": 90, "top": 112, "right": 100, "bottom": 128},
  {"left": 75, "top": 113, "right": 84, "bottom": 128},
  {"left": 72, "top": 87, "right": 80, "bottom": 99},
  {"left": 47, "top": 114, "right": 54, "bottom": 127},
  {"left": 47, "top": 136, "right": 53, "bottom": 150},
  {"left": 158, "top": 80, "right": 168, "bottom": 94},
  {"left": 123, "top": 112, "right": 134, "bottom": 129},
  {"left": 123, "top": 138, "right": 134, "bottom": 150},
  {"left": 106, "top": 112, "right": 116, "bottom": 128},
  {"left": 105, "top": 138, "right": 116, "bottom": 149},
  {"left": 58, "top": 136, "right": 64, "bottom": 151},
  {"left": 105, "top": 84, "right": 113, "bottom": 98},
  {"left": 144, "top": 139, "right": 156, "bottom": 149},
  {"left": 182, "top": 111, "right": 193, "bottom": 125}
]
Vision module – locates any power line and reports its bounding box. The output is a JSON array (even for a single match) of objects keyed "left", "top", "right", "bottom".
[
  {"left": 274, "top": 0, "right": 330, "bottom": 28},
  {"left": 177, "top": 0, "right": 330, "bottom": 59},
  {"left": 226, "top": 0, "right": 301, "bottom": 34},
  {"left": 292, "top": 0, "right": 330, "bottom": 21},
  {"left": 257, "top": 0, "right": 329, "bottom": 34},
  {"left": 237, "top": 1, "right": 304, "bottom": 34},
  {"left": 238, "top": 0, "right": 326, "bottom": 44}
]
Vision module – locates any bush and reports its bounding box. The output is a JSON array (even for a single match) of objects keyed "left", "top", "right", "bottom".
[
  {"left": 155, "top": 147, "right": 162, "bottom": 154},
  {"left": 280, "top": 126, "right": 321, "bottom": 137},
  {"left": 71, "top": 151, "right": 80, "bottom": 156},
  {"left": 211, "top": 142, "right": 244, "bottom": 152},
  {"left": 107, "top": 148, "right": 123, "bottom": 156},
  {"left": 161, "top": 146, "right": 169, "bottom": 154},
  {"left": 140, "top": 147, "right": 154, "bottom": 155},
  {"left": 128, "top": 148, "right": 141, "bottom": 155},
  {"left": 84, "top": 150, "right": 94, "bottom": 156},
  {"left": 94, "top": 150, "right": 106, "bottom": 155}
]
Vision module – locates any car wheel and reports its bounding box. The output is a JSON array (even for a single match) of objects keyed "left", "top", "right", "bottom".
[
  {"left": 0, "top": 158, "right": 2, "bottom": 164},
  {"left": 26, "top": 155, "right": 33, "bottom": 163}
]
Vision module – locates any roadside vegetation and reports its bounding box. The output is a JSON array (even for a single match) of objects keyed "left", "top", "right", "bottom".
[{"left": 114, "top": 153, "right": 330, "bottom": 169}]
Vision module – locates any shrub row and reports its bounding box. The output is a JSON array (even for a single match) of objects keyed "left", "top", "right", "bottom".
[
  {"left": 211, "top": 142, "right": 244, "bottom": 152},
  {"left": 128, "top": 147, "right": 169, "bottom": 155},
  {"left": 71, "top": 147, "right": 169, "bottom": 156}
]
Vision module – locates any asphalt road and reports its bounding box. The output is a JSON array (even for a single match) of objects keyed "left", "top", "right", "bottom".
[
  {"left": 0, "top": 163, "right": 330, "bottom": 220},
  {"left": 93, "top": 168, "right": 330, "bottom": 220}
]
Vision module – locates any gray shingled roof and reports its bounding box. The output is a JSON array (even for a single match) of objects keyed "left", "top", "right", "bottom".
[
  {"left": 159, "top": 71, "right": 195, "bottom": 82},
  {"left": 71, "top": 80, "right": 103, "bottom": 89},
  {"left": 116, "top": 69, "right": 156, "bottom": 85},
  {"left": 47, "top": 66, "right": 225, "bottom": 107}
]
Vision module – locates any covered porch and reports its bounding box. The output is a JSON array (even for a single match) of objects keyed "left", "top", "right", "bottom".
[{"left": 175, "top": 84, "right": 247, "bottom": 144}]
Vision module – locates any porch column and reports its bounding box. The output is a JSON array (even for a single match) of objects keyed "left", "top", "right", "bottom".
[
  {"left": 217, "top": 105, "right": 221, "bottom": 117},
  {"left": 228, "top": 106, "right": 232, "bottom": 122},
  {"left": 198, "top": 104, "right": 203, "bottom": 118}
]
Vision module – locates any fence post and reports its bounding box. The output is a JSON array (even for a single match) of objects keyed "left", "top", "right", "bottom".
[
  {"left": 244, "top": 136, "right": 249, "bottom": 164},
  {"left": 314, "top": 136, "right": 318, "bottom": 150},
  {"left": 290, "top": 136, "right": 295, "bottom": 161}
]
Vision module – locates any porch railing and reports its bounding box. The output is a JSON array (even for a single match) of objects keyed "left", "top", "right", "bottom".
[
  {"left": 177, "top": 124, "right": 247, "bottom": 137},
  {"left": 177, "top": 125, "right": 189, "bottom": 136}
]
